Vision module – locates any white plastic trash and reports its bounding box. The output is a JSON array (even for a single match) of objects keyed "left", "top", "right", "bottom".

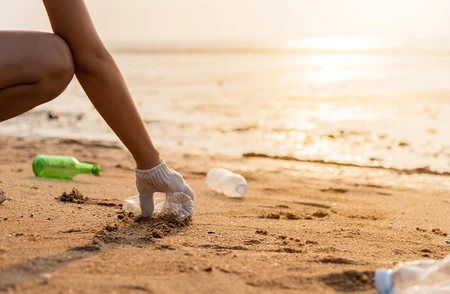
[
  {"left": 206, "top": 168, "right": 248, "bottom": 197},
  {"left": 123, "top": 193, "right": 166, "bottom": 215},
  {"left": 375, "top": 254, "right": 450, "bottom": 294},
  {"left": 123, "top": 192, "right": 194, "bottom": 219}
]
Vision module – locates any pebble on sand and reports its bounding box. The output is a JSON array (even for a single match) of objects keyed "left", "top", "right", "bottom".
[{"left": 0, "top": 188, "right": 6, "bottom": 204}]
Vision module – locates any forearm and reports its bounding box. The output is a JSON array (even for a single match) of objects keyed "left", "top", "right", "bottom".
[
  {"left": 74, "top": 52, "right": 161, "bottom": 168},
  {"left": 43, "top": 0, "right": 160, "bottom": 169},
  {"left": 74, "top": 51, "right": 139, "bottom": 131}
]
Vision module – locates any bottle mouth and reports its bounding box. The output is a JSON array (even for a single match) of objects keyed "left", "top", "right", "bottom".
[
  {"left": 32, "top": 157, "right": 45, "bottom": 176},
  {"left": 92, "top": 165, "right": 101, "bottom": 176},
  {"left": 375, "top": 269, "right": 393, "bottom": 294},
  {"left": 236, "top": 184, "right": 248, "bottom": 195}
]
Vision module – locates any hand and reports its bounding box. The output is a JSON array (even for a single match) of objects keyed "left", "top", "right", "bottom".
[{"left": 136, "top": 160, "right": 195, "bottom": 218}]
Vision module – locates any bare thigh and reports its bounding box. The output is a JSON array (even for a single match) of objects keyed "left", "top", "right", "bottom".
[{"left": 0, "top": 31, "right": 74, "bottom": 89}]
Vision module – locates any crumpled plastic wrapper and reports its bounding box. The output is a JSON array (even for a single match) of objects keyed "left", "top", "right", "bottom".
[
  {"left": 123, "top": 192, "right": 194, "bottom": 220},
  {"left": 159, "top": 192, "right": 194, "bottom": 220}
]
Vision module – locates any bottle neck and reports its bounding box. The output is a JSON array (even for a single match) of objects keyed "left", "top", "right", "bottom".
[{"left": 76, "top": 162, "right": 96, "bottom": 174}]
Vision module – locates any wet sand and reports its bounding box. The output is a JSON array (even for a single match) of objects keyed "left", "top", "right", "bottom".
[{"left": 0, "top": 136, "right": 449, "bottom": 293}]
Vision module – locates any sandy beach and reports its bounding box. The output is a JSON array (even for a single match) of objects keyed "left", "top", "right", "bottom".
[
  {"left": 0, "top": 135, "right": 449, "bottom": 293},
  {"left": 3, "top": 1, "right": 450, "bottom": 293}
]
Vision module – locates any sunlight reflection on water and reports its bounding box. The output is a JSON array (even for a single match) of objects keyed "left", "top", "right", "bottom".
[{"left": 3, "top": 45, "right": 450, "bottom": 174}]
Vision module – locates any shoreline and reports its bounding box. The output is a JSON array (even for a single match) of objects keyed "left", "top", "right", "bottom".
[
  {"left": 3, "top": 133, "right": 450, "bottom": 179},
  {"left": 243, "top": 152, "right": 450, "bottom": 177},
  {"left": 1, "top": 135, "right": 449, "bottom": 293}
]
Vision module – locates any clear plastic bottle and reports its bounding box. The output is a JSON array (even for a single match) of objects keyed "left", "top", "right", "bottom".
[
  {"left": 206, "top": 168, "right": 248, "bottom": 197},
  {"left": 375, "top": 255, "right": 450, "bottom": 294}
]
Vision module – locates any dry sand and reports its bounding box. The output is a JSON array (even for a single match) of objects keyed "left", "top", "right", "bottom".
[{"left": 0, "top": 136, "right": 449, "bottom": 293}]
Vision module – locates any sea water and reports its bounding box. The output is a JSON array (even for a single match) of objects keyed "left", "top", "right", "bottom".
[{"left": 3, "top": 38, "right": 450, "bottom": 175}]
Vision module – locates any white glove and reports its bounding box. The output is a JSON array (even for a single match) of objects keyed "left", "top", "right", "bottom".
[{"left": 135, "top": 160, "right": 195, "bottom": 218}]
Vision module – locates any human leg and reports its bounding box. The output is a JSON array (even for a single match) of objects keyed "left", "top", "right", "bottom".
[{"left": 0, "top": 31, "right": 74, "bottom": 122}]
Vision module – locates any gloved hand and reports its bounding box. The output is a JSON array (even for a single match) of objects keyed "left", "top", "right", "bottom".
[{"left": 135, "top": 160, "right": 195, "bottom": 218}]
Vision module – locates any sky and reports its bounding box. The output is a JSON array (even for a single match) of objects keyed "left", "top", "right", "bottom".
[{"left": 1, "top": 0, "right": 450, "bottom": 43}]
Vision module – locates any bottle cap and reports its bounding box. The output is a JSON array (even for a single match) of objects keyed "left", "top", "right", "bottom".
[
  {"left": 236, "top": 183, "right": 248, "bottom": 195},
  {"left": 92, "top": 165, "right": 101, "bottom": 176},
  {"left": 375, "top": 269, "right": 393, "bottom": 294}
]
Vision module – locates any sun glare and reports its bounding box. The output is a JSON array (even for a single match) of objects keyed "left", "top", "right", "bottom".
[{"left": 284, "top": 37, "right": 382, "bottom": 52}]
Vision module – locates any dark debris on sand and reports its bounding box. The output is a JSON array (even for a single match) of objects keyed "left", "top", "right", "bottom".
[
  {"left": 95, "top": 211, "right": 191, "bottom": 245},
  {"left": 56, "top": 188, "right": 87, "bottom": 204},
  {"left": 312, "top": 210, "right": 329, "bottom": 218},
  {"left": 321, "top": 270, "right": 374, "bottom": 292},
  {"left": 260, "top": 210, "right": 329, "bottom": 220},
  {"left": 0, "top": 188, "right": 6, "bottom": 204},
  {"left": 56, "top": 188, "right": 121, "bottom": 207},
  {"left": 431, "top": 228, "right": 448, "bottom": 237}
]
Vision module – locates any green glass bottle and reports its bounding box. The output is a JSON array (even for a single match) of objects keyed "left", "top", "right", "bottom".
[{"left": 32, "top": 155, "right": 101, "bottom": 180}]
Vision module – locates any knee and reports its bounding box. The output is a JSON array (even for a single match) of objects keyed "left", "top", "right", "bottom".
[{"left": 39, "top": 34, "right": 75, "bottom": 103}]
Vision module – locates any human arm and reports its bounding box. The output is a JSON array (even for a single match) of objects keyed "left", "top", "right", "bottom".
[
  {"left": 42, "top": 0, "right": 160, "bottom": 169},
  {"left": 43, "top": 0, "right": 195, "bottom": 217}
]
